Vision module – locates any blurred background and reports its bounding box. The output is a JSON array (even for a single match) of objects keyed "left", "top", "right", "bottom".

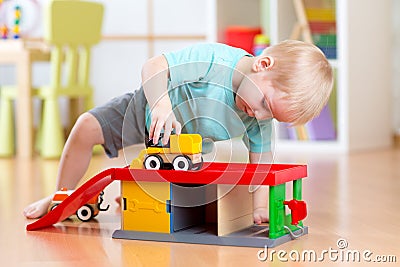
[{"left": 0, "top": 0, "right": 398, "bottom": 156}]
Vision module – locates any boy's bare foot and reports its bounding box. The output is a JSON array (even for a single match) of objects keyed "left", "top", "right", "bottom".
[
  {"left": 253, "top": 207, "right": 269, "bottom": 225},
  {"left": 23, "top": 195, "right": 53, "bottom": 219}
]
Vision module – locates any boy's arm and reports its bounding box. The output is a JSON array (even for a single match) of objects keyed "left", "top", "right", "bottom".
[
  {"left": 141, "top": 55, "right": 181, "bottom": 145},
  {"left": 249, "top": 151, "right": 272, "bottom": 164}
]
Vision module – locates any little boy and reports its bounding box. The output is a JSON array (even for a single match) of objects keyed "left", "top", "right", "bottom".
[{"left": 23, "top": 40, "right": 333, "bottom": 224}]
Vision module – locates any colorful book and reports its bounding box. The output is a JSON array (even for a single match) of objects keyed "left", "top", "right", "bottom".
[
  {"left": 313, "top": 34, "right": 336, "bottom": 47},
  {"left": 317, "top": 46, "right": 337, "bottom": 59},
  {"left": 306, "top": 8, "right": 336, "bottom": 22},
  {"left": 305, "top": 105, "right": 336, "bottom": 140},
  {"left": 309, "top": 22, "right": 336, "bottom": 34}
]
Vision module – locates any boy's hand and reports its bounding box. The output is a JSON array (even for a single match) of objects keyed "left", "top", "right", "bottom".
[
  {"left": 149, "top": 100, "right": 181, "bottom": 145},
  {"left": 141, "top": 55, "right": 181, "bottom": 145}
]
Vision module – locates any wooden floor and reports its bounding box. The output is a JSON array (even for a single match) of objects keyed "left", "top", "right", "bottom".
[{"left": 1, "top": 143, "right": 399, "bottom": 266}]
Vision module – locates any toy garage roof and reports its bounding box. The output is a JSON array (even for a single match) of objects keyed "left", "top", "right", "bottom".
[{"left": 112, "top": 162, "right": 307, "bottom": 186}]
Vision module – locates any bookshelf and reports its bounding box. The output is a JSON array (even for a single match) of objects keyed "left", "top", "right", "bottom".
[{"left": 266, "top": 0, "right": 393, "bottom": 153}]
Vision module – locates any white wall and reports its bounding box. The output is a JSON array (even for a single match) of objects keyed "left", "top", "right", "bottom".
[
  {"left": 393, "top": 0, "right": 400, "bottom": 135},
  {"left": 346, "top": 0, "right": 393, "bottom": 150}
]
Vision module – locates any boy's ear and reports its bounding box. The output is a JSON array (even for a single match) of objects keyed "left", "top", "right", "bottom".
[{"left": 253, "top": 56, "right": 275, "bottom": 72}]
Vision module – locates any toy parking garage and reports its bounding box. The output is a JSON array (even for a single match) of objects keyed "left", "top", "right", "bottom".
[{"left": 27, "top": 135, "right": 308, "bottom": 248}]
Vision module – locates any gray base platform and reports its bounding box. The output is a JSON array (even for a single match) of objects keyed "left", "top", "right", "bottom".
[{"left": 112, "top": 224, "right": 308, "bottom": 248}]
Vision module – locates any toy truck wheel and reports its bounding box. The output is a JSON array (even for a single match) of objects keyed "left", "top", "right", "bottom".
[
  {"left": 76, "top": 205, "right": 94, "bottom": 222},
  {"left": 49, "top": 204, "right": 58, "bottom": 211},
  {"left": 172, "top": 155, "right": 193, "bottom": 171},
  {"left": 144, "top": 155, "right": 164, "bottom": 170}
]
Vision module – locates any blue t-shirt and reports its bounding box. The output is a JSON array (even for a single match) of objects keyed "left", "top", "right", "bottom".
[{"left": 145, "top": 43, "right": 272, "bottom": 153}]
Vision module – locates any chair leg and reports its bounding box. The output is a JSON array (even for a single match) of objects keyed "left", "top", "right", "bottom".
[
  {"left": 0, "top": 96, "right": 15, "bottom": 157},
  {"left": 85, "top": 94, "right": 94, "bottom": 111},
  {"left": 39, "top": 98, "right": 65, "bottom": 158},
  {"left": 35, "top": 99, "right": 43, "bottom": 153}
]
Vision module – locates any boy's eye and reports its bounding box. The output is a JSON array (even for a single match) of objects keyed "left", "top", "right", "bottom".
[{"left": 262, "top": 99, "right": 270, "bottom": 111}]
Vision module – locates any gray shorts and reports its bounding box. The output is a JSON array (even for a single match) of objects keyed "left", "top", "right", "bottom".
[{"left": 88, "top": 88, "right": 147, "bottom": 158}]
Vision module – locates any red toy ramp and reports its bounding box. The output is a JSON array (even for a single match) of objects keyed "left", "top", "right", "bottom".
[{"left": 26, "top": 168, "right": 115, "bottom": 231}]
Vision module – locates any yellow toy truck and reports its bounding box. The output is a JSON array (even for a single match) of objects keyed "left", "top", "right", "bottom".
[{"left": 130, "top": 134, "right": 203, "bottom": 171}]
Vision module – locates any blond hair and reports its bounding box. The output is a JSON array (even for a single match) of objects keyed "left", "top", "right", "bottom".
[{"left": 262, "top": 40, "right": 333, "bottom": 125}]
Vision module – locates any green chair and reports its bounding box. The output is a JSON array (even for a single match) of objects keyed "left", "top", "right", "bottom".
[
  {"left": 0, "top": 0, "right": 104, "bottom": 158},
  {"left": 0, "top": 90, "right": 15, "bottom": 157}
]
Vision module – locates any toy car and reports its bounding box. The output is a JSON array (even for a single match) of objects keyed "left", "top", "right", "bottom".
[
  {"left": 130, "top": 134, "right": 203, "bottom": 171},
  {"left": 49, "top": 188, "right": 109, "bottom": 221}
]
